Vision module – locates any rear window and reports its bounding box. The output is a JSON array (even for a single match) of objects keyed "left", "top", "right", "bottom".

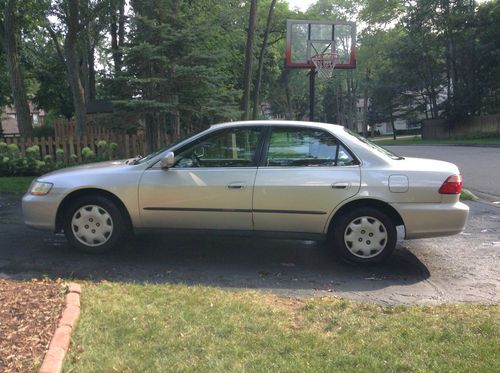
[{"left": 344, "top": 129, "right": 403, "bottom": 160}]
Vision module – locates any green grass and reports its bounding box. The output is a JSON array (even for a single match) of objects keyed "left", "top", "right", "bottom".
[
  {"left": 0, "top": 176, "right": 35, "bottom": 194},
  {"left": 65, "top": 282, "right": 500, "bottom": 372},
  {"left": 460, "top": 189, "right": 479, "bottom": 201},
  {"left": 372, "top": 134, "right": 500, "bottom": 146}
]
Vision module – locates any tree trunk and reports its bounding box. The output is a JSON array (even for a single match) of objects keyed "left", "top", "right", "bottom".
[
  {"left": 64, "top": 0, "right": 87, "bottom": 136},
  {"left": 390, "top": 109, "right": 396, "bottom": 140},
  {"left": 240, "top": 0, "right": 258, "bottom": 120},
  {"left": 362, "top": 68, "right": 370, "bottom": 137},
  {"left": 1, "top": 0, "right": 33, "bottom": 137},
  {"left": 111, "top": 0, "right": 125, "bottom": 74},
  {"left": 87, "top": 42, "right": 96, "bottom": 102},
  {"left": 144, "top": 113, "right": 158, "bottom": 153},
  {"left": 252, "top": 0, "right": 276, "bottom": 120}
]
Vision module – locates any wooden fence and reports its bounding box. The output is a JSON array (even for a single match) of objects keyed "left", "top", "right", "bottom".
[
  {"left": 1, "top": 119, "right": 172, "bottom": 162},
  {"left": 422, "top": 114, "right": 500, "bottom": 139}
]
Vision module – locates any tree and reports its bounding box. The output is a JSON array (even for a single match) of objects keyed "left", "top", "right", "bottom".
[
  {"left": 0, "top": 0, "right": 33, "bottom": 137},
  {"left": 110, "top": 0, "right": 125, "bottom": 74},
  {"left": 125, "top": 0, "right": 242, "bottom": 151},
  {"left": 240, "top": 0, "right": 258, "bottom": 120},
  {"left": 252, "top": 0, "right": 276, "bottom": 119},
  {"left": 46, "top": 0, "right": 106, "bottom": 135}
]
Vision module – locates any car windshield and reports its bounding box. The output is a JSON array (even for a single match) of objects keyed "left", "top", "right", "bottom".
[
  {"left": 344, "top": 129, "right": 404, "bottom": 160},
  {"left": 133, "top": 129, "right": 205, "bottom": 164}
]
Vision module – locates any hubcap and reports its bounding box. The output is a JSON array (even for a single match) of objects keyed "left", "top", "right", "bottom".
[
  {"left": 71, "top": 205, "right": 113, "bottom": 247},
  {"left": 344, "top": 216, "right": 388, "bottom": 258}
]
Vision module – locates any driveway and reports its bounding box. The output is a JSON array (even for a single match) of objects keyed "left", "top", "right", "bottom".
[
  {"left": 386, "top": 145, "right": 500, "bottom": 200},
  {"left": 0, "top": 193, "right": 498, "bottom": 305}
]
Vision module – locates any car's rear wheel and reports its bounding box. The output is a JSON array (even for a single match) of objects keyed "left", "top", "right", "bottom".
[
  {"left": 330, "top": 207, "right": 396, "bottom": 264},
  {"left": 63, "top": 196, "right": 126, "bottom": 253}
]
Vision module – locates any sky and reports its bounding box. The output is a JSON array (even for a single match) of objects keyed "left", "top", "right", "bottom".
[
  {"left": 285, "top": 0, "right": 490, "bottom": 12},
  {"left": 285, "top": 0, "right": 316, "bottom": 12}
]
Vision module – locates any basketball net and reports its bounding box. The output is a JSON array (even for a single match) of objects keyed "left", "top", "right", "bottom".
[{"left": 311, "top": 52, "right": 339, "bottom": 79}]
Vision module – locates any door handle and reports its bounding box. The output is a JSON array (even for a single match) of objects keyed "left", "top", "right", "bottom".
[
  {"left": 332, "top": 182, "right": 351, "bottom": 189},
  {"left": 227, "top": 182, "right": 246, "bottom": 189}
]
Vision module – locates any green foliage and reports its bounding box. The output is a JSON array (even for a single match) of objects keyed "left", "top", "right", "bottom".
[
  {"left": 0, "top": 139, "right": 119, "bottom": 176},
  {"left": 1, "top": 0, "right": 498, "bottom": 140},
  {"left": 81, "top": 147, "right": 95, "bottom": 162},
  {"left": 94, "top": 140, "right": 118, "bottom": 161}
]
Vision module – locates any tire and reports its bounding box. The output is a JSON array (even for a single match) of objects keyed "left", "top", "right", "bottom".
[
  {"left": 63, "top": 195, "right": 126, "bottom": 253},
  {"left": 330, "top": 207, "right": 396, "bottom": 264}
]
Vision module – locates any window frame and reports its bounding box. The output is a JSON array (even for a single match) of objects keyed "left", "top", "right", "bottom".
[
  {"left": 260, "top": 126, "right": 359, "bottom": 167},
  {"left": 170, "top": 126, "right": 266, "bottom": 169}
]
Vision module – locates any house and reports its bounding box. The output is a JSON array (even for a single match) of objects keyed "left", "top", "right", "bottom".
[
  {"left": 355, "top": 98, "right": 422, "bottom": 136},
  {"left": 1, "top": 103, "right": 45, "bottom": 136}
]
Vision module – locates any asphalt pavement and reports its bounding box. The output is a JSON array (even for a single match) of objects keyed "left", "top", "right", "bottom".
[
  {"left": 386, "top": 145, "right": 500, "bottom": 200},
  {"left": 1, "top": 192, "right": 498, "bottom": 305}
]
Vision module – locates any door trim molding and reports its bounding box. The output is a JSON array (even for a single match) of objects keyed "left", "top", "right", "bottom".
[{"left": 143, "top": 207, "right": 326, "bottom": 215}]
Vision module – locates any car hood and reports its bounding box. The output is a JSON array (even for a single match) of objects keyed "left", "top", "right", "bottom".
[
  {"left": 394, "top": 157, "right": 460, "bottom": 174},
  {"left": 40, "top": 160, "right": 130, "bottom": 178}
]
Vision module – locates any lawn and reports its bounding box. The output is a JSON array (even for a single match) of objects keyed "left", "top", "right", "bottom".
[
  {"left": 65, "top": 282, "right": 500, "bottom": 372},
  {"left": 372, "top": 135, "right": 500, "bottom": 146},
  {"left": 0, "top": 176, "right": 35, "bottom": 194}
]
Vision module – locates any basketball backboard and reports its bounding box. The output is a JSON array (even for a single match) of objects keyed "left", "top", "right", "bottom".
[{"left": 285, "top": 19, "right": 356, "bottom": 69}]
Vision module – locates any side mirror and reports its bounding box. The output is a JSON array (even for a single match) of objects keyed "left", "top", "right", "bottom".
[{"left": 160, "top": 152, "right": 175, "bottom": 169}]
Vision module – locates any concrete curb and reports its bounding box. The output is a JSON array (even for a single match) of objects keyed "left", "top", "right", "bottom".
[{"left": 39, "top": 283, "right": 81, "bottom": 373}]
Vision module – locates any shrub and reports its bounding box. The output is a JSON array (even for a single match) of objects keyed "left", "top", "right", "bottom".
[
  {"left": 96, "top": 140, "right": 108, "bottom": 161},
  {"left": 0, "top": 138, "right": 121, "bottom": 176},
  {"left": 82, "top": 147, "right": 95, "bottom": 162}
]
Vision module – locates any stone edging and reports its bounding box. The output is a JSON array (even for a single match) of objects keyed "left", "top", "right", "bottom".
[{"left": 39, "top": 283, "right": 81, "bottom": 373}]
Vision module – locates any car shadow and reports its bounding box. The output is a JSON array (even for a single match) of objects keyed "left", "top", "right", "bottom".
[
  {"left": 3, "top": 229, "right": 431, "bottom": 296},
  {"left": 1, "top": 193, "right": 431, "bottom": 296}
]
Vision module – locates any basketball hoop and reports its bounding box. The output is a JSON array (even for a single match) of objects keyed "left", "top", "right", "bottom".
[{"left": 310, "top": 52, "right": 338, "bottom": 79}]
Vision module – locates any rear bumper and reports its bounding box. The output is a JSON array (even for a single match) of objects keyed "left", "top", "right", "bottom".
[
  {"left": 22, "top": 193, "right": 61, "bottom": 231},
  {"left": 391, "top": 201, "right": 469, "bottom": 239}
]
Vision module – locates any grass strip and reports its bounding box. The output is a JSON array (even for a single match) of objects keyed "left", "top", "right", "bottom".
[
  {"left": 65, "top": 282, "right": 500, "bottom": 372},
  {"left": 0, "top": 176, "right": 35, "bottom": 194}
]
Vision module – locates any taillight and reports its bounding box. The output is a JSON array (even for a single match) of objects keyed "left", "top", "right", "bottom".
[{"left": 439, "top": 175, "right": 463, "bottom": 194}]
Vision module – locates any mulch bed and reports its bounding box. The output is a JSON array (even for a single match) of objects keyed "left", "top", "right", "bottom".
[{"left": 0, "top": 278, "right": 65, "bottom": 372}]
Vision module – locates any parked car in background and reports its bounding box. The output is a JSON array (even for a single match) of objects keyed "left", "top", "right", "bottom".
[{"left": 22, "top": 120, "right": 468, "bottom": 264}]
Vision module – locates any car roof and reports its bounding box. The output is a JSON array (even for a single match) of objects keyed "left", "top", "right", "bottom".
[{"left": 211, "top": 120, "right": 345, "bottom": 133}]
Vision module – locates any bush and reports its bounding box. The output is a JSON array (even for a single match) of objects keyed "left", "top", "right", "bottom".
[
  {"left": 82, "top": 147, "right": 95, "bottom": 162},
  {"left": 0, "top": 138, "right": 121, "bottom": 176}
]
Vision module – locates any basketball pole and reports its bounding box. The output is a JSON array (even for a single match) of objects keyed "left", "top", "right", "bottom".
[{"left": 309, "top": 68, "right": 316, "bottom": 121}]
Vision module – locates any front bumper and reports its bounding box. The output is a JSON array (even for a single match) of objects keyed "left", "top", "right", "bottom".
[
  {"left": 391, "top": 201, "right": 469, "bottom": 239},
  {"left": 22, "top": 192, "right": 62, "bottom": 231}
]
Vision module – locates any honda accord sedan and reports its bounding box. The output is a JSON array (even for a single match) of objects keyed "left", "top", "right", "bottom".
[{"left": 22, "top": 120, "right": 469, "bottom": 264}]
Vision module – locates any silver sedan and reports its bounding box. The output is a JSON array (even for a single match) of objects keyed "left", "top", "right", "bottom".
[{"left": 22, "top": 120, "right": 469, "bottom": 264}]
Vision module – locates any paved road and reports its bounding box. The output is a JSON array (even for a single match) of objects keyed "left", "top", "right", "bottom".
[
  {"left": 1, "top": 193, "right": 498, "bottom": 305},
  {"left": 386, "top": 145, "right": 500, "bottom": 200}
]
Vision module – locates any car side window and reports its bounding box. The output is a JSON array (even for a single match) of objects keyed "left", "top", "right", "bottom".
[
  {"left": 265, "top": 127, "right": 356, "bottom": 167},
  {"left": 337, "top": 144, "right": 357, "bottom": 166},
  {"left": 174, "top": 127, "right": 262, "bottom": 168}
]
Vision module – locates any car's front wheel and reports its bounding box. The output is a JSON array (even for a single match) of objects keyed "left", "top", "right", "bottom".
[
  {"left": 331, "top": 207, "right": 396, "bottom": 264},
  {"left": 63, "top": 195, "right": 126, "bottom": 253}
]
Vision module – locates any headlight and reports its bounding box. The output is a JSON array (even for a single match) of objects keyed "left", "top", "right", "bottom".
[{"left": 30, "top": 181, "right": 53, "bottom": 196}]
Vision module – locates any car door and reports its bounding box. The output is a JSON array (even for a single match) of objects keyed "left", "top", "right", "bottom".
[
  {"left": 139, "top": 126, "right": 263, "bottom": 230},
  {"left": 253, "top": 126, "right": 361, "bottom": 234}
]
